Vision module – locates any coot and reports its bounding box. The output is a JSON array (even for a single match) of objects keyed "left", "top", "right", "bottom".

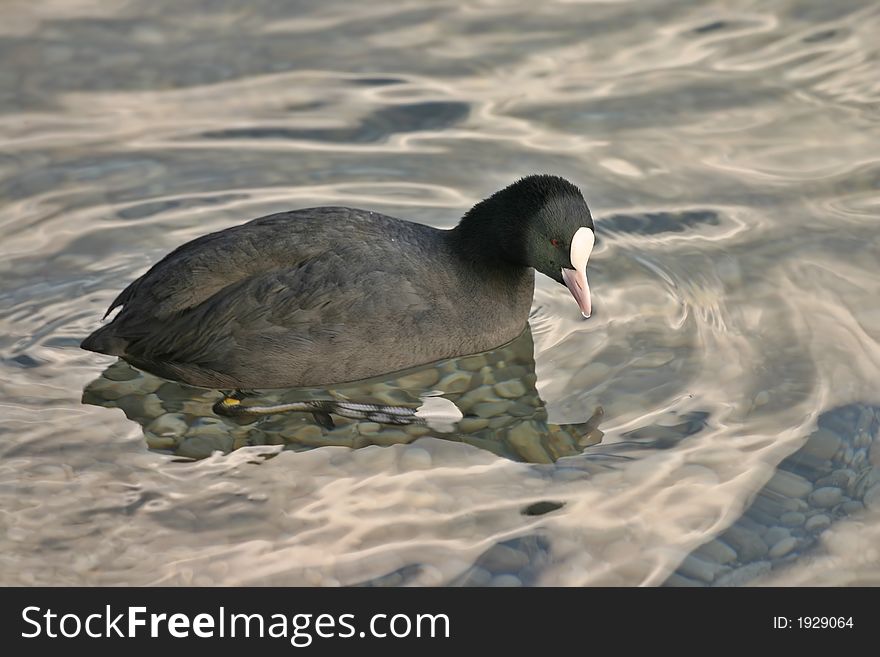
[{"left": 82, "top": 175, "right": 596, "bottom": 389}]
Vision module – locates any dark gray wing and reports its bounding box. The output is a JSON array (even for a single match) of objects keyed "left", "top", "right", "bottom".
[
  {"left": 103, "top": 210, "right": 337, "bottom": 320},
  {"left": 90, "top": 209, "right": 447, "bottom": 388}
]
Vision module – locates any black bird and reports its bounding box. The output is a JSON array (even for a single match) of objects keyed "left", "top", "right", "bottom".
[{"left": 82, "top": 175, "right": 596, "bottom": 389}]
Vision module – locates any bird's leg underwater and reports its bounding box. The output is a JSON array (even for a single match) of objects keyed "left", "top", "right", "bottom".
[
  {"left": 213, "top": 390, "right": 426, "bottom": 428},
  {"left": 213, "top": 391, "right": 338, "bottom": 429}
]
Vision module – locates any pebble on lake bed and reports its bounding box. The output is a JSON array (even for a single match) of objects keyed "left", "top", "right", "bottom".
[
  {"left": 840, "top": 499, "right": 864, "bottom": 514},
  {"left": 437, "top": 371, "right": 472, "bottom": 394},
  {"left": 288, "top": 425, "right": 327, "bottom": 445},
  {"left": 146, "top": 413, "right": 188, "bottom": 437},
  {"left": 765, "top": 470, "right": 813, "bottom": 498},
  {"left": 780, "top": 511, "right": 806, "bottom": 527},
  {"left": 677, "top": 554, "right": 727, "bottom": 583},
  {"left": 458, "top": 354, "right": 489, "bottom": 372},
  {"left": 477, "top": 544, "right": 530, "bottom": 573},
  {"left": 455, "top": 567, "right": 492, "bottom": 587},
  {"left": 488, "top": 574, "right": 522, "bottom": 587},
  {"left": 456, "top": 386, "right": 503, "bottom": 412},
  {"left": 357, "top": 422, "right": 382, "bottom": 435},
  {"left": 506, "top": 422, "right": 554, "bottom": 464},
  {"left": 84, "top": 374, "right": 151, "bottom": 401},
  {"left": 803, "top": 429, "right": 842, "bottom": 460},
  {"left": 394, "top": 369, "right": 440, "bottom": 389},
  {"left": 471, "top": 401, "right": 510, "bottom": 418},
  {"left": 494, "top": 380, "right": 526, "bottom": 399},
  {"left": 768, "top": 536, "right": 798, "bottom": 559},
  {"left": 145, "top": 433, "right": 177, "bottom": 450},
  {"left": 185, "top": 416, "right": 228, "bottom": 436},
  {"left": 178, "top": 435, "right": 228, "bottom": 459},
  {"left": 808, "top": 486, "right": 843, "bottom": 508},
  {"left": 457, "top": 417, "right": 489, "bottom": 432},
  {"left": 713, "top": 562, "right": 772, "bottom": 587},
  {"left": 762, "top": 526, "right": 790, "bottom": 546},
  {"left": 804, "top": 514, "right": 831, "bottom": 532},
  {"left": 720, "top": 526, "right": 768, "bottom": 561},
  {"left": 694, "top": 539, "right": 738, "bottom": 565}
]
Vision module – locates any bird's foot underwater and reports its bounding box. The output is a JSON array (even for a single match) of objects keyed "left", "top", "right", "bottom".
[
  {"left": 212, "top": 390, "right": 257, "bottom": 417},
  {"left": 212, "top": 390, "right": 424, "bottom": 429}
]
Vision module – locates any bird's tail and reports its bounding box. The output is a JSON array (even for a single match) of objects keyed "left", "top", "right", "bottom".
[{"left": 80, "top": 324, "right": 128, "bottom": 357}]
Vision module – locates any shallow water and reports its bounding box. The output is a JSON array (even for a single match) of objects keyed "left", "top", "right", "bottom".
[{"left": 1, "top": 0, "right": 879, "bottom": 586}]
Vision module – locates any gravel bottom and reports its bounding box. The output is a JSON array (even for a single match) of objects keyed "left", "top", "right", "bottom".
[{"left": 663, "top": 403, "right": 880, "bottom": 587}]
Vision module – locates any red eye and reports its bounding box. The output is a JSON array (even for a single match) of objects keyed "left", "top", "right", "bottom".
[{"left": 550, "top": 238, "right": 560, "bottom": 248}]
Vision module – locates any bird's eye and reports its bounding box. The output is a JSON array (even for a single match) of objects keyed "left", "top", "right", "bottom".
[{"left": 550, "top": 238, "right": 561, "bottom": 248}]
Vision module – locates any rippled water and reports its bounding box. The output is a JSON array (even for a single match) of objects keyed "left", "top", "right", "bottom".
[{"left": 2, "top": 0, "right": 879, "bottom": 586}]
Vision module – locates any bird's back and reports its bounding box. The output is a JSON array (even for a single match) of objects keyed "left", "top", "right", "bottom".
[{"left": 82, "top": 207, "right": 534, "bottom": 388}]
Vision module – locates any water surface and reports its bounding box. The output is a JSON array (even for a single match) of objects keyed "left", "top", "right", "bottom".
[{"left": 1, "top": 0, "right": 879, "bottom": 586}]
